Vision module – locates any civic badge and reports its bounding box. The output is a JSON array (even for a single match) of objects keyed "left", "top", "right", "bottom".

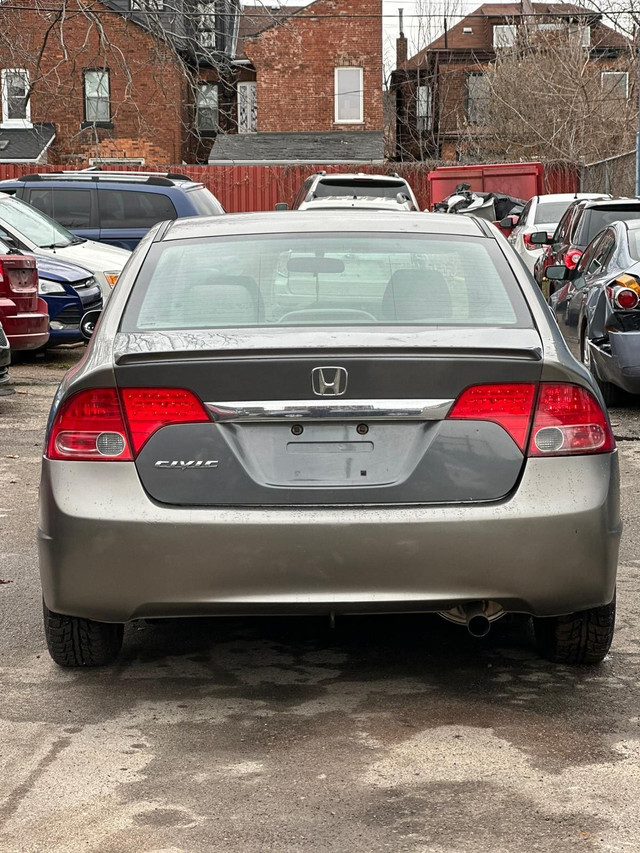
[{"left": 311, "top": 366, "right": 348, "bottom": 396}]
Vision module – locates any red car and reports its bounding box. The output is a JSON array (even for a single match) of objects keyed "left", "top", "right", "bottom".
[{"left": 0, "top": 253, "right": 49, "bottom": 351}]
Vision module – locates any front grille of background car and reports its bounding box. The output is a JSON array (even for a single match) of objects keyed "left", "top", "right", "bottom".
[
  {"left": 56, "top": 300, "right": 101, "bottom": 327},
  {"left": 55, "top": 306, "right": 82, "bottom": 326},
  {"left": 72, "top": 277, "right": 97, "bottom": 291}
]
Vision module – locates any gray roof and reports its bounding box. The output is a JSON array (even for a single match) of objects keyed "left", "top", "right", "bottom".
[
  {"left": 208, "top": 131, "right": 384, "bottom": 164},
  {"left": 0, "top": 124, "right": 55, "bottom": 162}
]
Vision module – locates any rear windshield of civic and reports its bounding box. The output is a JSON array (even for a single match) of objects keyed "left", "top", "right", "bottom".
[
  {"left": 121, "top": 232, "right": 532, "bottom": 331},
  {"left": 313, "top": 180, "right": 408, "bottom": 200},
  {"left": 582, "top": 206, "right": 640, "bottom": 244}
]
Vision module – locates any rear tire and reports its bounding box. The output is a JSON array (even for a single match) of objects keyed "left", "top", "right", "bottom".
[
  {"left": 43, "top": 601, "right": 123, "bottom": 666},
  {"left": 533, "top": 595, "right": 615, "bottom": 665}
]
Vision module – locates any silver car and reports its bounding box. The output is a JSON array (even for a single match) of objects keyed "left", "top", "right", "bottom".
[{"left": 38, "top": 212, "right": 621, "bottom": 667}]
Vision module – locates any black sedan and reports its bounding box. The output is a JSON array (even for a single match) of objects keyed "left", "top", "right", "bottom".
[{"left": 550, "top": 218, "right": 640, "bottom": 404}]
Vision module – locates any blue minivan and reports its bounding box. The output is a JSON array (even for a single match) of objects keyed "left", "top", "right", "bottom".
[{"left": 0, "top": 171, "right": 225, "bottom": 251}]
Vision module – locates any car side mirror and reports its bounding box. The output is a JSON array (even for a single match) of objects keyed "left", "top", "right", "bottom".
[
  {"left": 275, "top": 202, "right": 289, "bottom": 211},
  {"left": 499, "top": 215, "right": 519, "bottom": 228},
  {"left": 529, "top": 231, "right": 552, "bottom": 245},
  {"left": 546, "top": 265, "right": 568, "bottom": 281},
  {"left": 80, "top": 309, "right": 102, "bottom": 340}
]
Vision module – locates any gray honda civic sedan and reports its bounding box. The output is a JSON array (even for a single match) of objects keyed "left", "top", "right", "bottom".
[{"left": 38, "top": 212, "right": 621, "bottom": 666}]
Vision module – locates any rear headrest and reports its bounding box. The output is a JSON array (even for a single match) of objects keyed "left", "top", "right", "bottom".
[
  {"left": 186, "top": 274, "right": 262, "bottom": 325},
  {"left": 382, "top": 269, "right": 452, "bottom": 322}
]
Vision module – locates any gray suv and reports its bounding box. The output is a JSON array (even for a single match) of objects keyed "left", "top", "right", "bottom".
[{"left": 39, "top": 211, "right": 620, "bottom": 667}]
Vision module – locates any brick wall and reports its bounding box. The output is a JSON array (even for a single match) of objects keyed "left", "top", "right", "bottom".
[
  {"left": 243, "top": 0, "right": 383, "bottom": 133},
  {"left": 0, "top": 1, "right": 190, "bottom": 164}
]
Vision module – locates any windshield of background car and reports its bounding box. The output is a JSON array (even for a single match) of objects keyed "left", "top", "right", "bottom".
[
  {"left": 121, "top": 232, "right": 533, "bottom": 331},
  {"left": 582, "top": 206, "right": 640, "bottom": 244},
  {"left": 312, "top": 180, "right": 409, "bottom": 200},
  {"left": 0, "top": 197, "right": 77, "bottom": 248},
  {"left": 534, "top": 201, "right": 572, "bottom": 224}
]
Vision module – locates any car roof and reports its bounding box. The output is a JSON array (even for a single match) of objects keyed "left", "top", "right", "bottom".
[
  {"left": 576, "top": 198, "right": 640, "bottom": 210},
  {"left": 535, "top": 193, "right": 609, "bottom": 204},
  {"left": 314, "top": 173, "right": 409, "bottom": 183},
  {"left": 0, "top": 171, "right": 202, "bottom": 189},
  {"left": 161, "top": 211, "right": 486, "bottom": 241}
]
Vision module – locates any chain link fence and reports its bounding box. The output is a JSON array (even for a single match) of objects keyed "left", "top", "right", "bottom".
[{"left": 580, "top": 151, "right": 636, "bottom": 197}]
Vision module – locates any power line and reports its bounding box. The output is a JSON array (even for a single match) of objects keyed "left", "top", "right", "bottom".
[{"left": 0, "top": 4, "right": 638, "bottom": 18}]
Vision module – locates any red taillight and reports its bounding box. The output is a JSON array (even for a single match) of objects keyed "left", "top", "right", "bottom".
[
  {"left": 120, "top": 387, "right": 210, "bottom": 455},
  {"left": 563, "top": 250, "right": 583, "bottom": 270},
  {"left": 612, "top": 286, "right": 639, "bottom": 310},
  {"left": 523, "top": 233, "right": 539, "bottom": 251},
  {"left": 528, "top": 384, "right": 615, "bottom": 456},
  {"left": 447, "top": 383, "right": 536, "bottom": 451},
  {"left": 47, "top": 387, "right": 211, "bottom": 460},
  {"left": 447, "top": 382, "right": 614, "bottom": 457},
  {"left": 47, "top": 388, "right": 132, "bottom": 461}
]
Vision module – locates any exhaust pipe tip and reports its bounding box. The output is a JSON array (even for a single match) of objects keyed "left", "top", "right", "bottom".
[{"left": 464, "top": 602, "right": 492, "bottom": 638}]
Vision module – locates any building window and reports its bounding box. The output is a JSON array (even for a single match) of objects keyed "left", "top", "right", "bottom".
[
  {"left": 196, "top": 83, "right": 218, "bottom": 132},
  {"left": 493, "top": 24, "right": 516, "bottom": 49},
  {"left": 601, "top": 71, "right": 629, "bottom": 99},
  {"left": 1, "top": 69, "right": 30, "bottom": 125},
  {"left": 417, "top": 84, "right": 432, "bottom": 131},
  {"left": 237, "top": 81, "right": 257, "bottom": 133},
  {"left": 83, "top": 69, "right": 110, "bottom": 123},
  {"left": 334, "top": 67, "right": 363, "bottom": 124},
  {"left": 466, "top": 72, "right": 490, "bottom": 125},
  {"left": 197, "top": 2, "right": 216, "bottom": 49},
  {"left": 130, "top": 1, "right": 164, "bottom": 9}
]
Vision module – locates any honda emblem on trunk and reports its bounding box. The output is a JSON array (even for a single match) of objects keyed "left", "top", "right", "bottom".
[{"left": 312, "top": 366, "right": 348, "bottom": 396}]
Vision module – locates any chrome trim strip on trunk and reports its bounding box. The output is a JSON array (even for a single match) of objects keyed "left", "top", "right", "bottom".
[{"left": 205, "top": 399, "right": 455, "bottom": 422}]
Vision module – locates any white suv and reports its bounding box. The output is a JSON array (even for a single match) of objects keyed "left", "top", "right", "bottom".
[
  {"left": 509, "top": 193, "right": 609, "bottom": 275},
  {"left": 290, "top": 173, "right": 419, "bottom": 212}
]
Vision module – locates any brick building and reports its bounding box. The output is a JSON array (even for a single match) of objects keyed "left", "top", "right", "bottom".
[
  {"left": 0, "top": 1, "right": 197, "bottom": 165},
  {"left": 208, "top": 0, "right": 384, "bottom": 164},
  {"left": 391, "top": 3, "right": 630, "bottom": 162},
  {"left": 0, "top": 0, "right": 383, "bottom": 167}
]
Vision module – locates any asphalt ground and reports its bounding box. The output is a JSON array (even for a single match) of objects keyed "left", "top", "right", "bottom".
[{"left": 1, "top": 346, "right": 639, "bottom": 853}]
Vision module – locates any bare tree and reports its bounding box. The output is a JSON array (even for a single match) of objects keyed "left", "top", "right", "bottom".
[{"left": 458, "top": 23, "right": 636, "bottom": 163}]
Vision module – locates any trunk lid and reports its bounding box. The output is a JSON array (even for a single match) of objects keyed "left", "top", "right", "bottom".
[{"left": 114, "top": 328, "right": 543, "bottom": 506}]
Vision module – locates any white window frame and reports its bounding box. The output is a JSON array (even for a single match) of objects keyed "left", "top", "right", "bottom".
[
  {"left": 601, "top": 71, "right": 629, "bottom": 100},
  {"left": 83, "top": 69, "right": 111, "bottom": 123},
  {"left": 237, "top": 81, "right": 257, "bottom": 133},
  {"left": 1, "top": 69, "right": 31, "bottom": 128},
  {"left": 196, "top": 82, "right": 218, "bottom": 131},
  {"left": 334, "top": 67, "right": 363, "bottom": 125},
  {"left": 493, "top": 24, "right": 516, "bottom": 49},
  {"left": 417, "top": 83, "right": 432, "bottom": 131}
]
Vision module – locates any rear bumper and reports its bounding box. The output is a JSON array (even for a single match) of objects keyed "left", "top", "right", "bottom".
[
  {"left": 38, "top": 454, "right": 621, "bottom": 623},
  {"left": 0, "top": 297, "right": 50, "bottom": 350}
]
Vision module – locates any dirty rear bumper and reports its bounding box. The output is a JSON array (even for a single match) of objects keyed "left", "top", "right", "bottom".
[{"left": 38, "top": 454, "right": 621, "bottom": 623}]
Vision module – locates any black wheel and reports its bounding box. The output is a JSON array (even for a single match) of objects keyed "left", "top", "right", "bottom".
[
  {"left": 43, "top": 600, "right": 123, "bottom": 666},
  {"left": 580, "top": 331, "right": 622, "bottom": 407},
  {"left": 533, "top": 595, "right": 615, "bottom": 665}
]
